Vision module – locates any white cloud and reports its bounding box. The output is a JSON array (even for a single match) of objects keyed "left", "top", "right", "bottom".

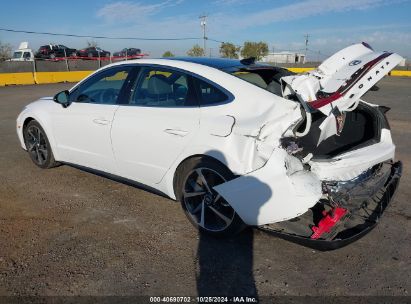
[
  {"left": 211, "top": 0, "right": 404, "bottom": 30},
  {"left": 213, "top": 0, "right": 252, "bottom": 5},
  {"left": 91, "top": 0, "right": 411, "bottom": 58},
  {"left": 96, "top": 0, "right": 184, "bottom": 23}
]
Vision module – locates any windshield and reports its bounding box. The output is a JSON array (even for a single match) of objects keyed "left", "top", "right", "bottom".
[{"left": 13, "top": 51, "right": 22, "bottom": 58}]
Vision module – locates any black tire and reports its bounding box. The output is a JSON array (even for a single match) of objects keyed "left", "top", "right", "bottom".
[
  {"left": 175, "top": 157, "right": 246, "bottom": 237},
  {"left": 23, "top": 120, "right": 58, "bottom": 169}
]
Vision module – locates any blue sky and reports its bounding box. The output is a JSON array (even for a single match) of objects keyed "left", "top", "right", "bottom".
[{"left": 1, "top": 0, "right": 411, "bottom": 60}]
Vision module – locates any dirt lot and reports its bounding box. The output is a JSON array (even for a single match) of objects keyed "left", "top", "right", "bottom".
[{"left": 0, "top": 78, "right": 410, "bottom": 298}]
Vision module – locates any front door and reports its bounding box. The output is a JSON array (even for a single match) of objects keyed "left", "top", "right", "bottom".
[{"left": 52, "top": 66, "right": 133, "bottom": 174}]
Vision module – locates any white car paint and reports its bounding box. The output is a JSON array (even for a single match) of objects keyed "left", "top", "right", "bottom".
[
  {"left": 111, "top": 106, "right": 201, "bottom": 185},
  {"left": 51, "top": 102, "right": 119, "bottom": 174},
  {"left": 16, "top": 44, "right": 401, "bottom": 227}
]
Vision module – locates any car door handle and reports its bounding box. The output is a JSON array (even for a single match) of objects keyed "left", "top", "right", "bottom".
[
  {"left": 164, "top": 128, "right": 189, "bottom": 137},
  {"left": 93, "top": 118, "right": 110, "bottom": 125}
]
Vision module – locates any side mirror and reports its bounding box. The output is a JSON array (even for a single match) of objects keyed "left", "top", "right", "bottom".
[{"left": 53, "top": 90, "right": 71, "bottom": 108}]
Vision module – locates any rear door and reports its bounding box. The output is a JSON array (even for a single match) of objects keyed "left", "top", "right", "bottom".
[{"left": 111, "top": 65, "right": 200, "bottom": 185}]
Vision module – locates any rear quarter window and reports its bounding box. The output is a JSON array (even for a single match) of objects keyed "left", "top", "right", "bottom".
[{"left": 194, "top": 78, "right": 229, "bottom": 106}]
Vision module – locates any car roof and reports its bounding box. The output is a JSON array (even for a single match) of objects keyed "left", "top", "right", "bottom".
[
  {"left": 103, "top": 57, "right": 283, "bottom": 77},
  {"left": 167, "top": 57, "right": 246, "bottom": 69}
]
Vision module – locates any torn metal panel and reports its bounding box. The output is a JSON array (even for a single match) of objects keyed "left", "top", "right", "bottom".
[
  {"left": 260, "top": 161, "right": 402, "bottom": 250},
  {"left": 204, "top": 115, "right": 236, "bottom": 137},
  {"left": 213, "top": 149, "right": 322, "bottom": 226}
]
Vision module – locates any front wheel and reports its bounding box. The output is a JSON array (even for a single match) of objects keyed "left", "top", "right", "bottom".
[
  {"left": 175, "top": 157, "right": 245, "bottom": 237},
  {"left": 23, "top": 120, "right": 58, "bottom": 169}
]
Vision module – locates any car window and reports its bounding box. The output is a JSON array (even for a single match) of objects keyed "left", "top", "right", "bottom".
[
  {"left": 23, "top": 52, "right": 31, "bottom": 58},
  {"left": 129, "top": 67, "right": 198, "bottom": 107},
  {"left": 193, "top": 78, "right": 229, "bottom": 106},
  {"left": 73, "top": 67, "right": 132, "bottom": 105},
  {"left": 13, "top": 52, "right": 22, "bottom": 58}
]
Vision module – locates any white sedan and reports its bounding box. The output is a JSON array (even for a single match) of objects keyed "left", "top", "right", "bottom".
[{"left": 16, "top": 43, "right": 402, "bottom": 249}]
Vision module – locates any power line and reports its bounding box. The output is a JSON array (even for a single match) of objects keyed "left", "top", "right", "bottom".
[
  {"left": 0, "top": 27, "right": 329, "bottom": 58},
  {"left": 0, "top": 28, "right": 201, "bottom": 41}
]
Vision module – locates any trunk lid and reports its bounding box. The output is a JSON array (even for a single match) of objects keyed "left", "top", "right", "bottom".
[{"left": 281, "top": 43, "right": 403, "bottom": 144}]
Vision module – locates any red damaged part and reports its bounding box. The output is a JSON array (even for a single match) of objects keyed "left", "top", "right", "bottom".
[
  {"left": 309, "top": 92, "right": 342, "bottom": 109},
  {"left": 311, "top": 207, "right": 348, "bottom": 240}
]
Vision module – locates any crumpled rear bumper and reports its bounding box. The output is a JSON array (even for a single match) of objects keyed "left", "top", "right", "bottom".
[{"left": 259, "top": 161, "right": 402, "bottom": 251}]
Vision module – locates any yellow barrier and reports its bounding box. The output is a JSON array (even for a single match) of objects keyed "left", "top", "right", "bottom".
[
  {"left": 0, "top": 72, "right": 35, "bottom": 86},
  {"left": 287, "top": 67, "right": 411, "bottom": 76},
  {"left": 34, "top": 71, "right": 93, "bottom": 84},
  {"left": 287, "top": 67, "right": 316, "bottom": 73},
  {"left": 390, "top": 70, "right": 411, "bottom": 77},
  {"left": 0, "top": 68, "right": 410, "bottom": 87},
  {"left": 0, "top": 71, "right": 93, "bottom": 86}
]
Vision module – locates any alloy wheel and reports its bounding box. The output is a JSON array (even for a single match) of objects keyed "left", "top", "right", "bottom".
[
  {"left": 183, "top": 167, "right": 235, "bottom": 232},
  {"left": 26, "top": 125, "right": 48, "bottom": 166}
]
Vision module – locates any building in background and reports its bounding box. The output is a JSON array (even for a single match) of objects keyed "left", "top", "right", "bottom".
[{"left": 261, "top": 51, "right": 306, "bottom": 64}]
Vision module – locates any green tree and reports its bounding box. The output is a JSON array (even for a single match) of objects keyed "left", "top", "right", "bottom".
[
  {"left": 162, "top": 51, "right": 175, "bottom": 57},
  {"left": 187, "top": 44, "right": 205, "bottom": 57},
  {"left": 0, "top": 41, "right": 12, "bottom": 61},
  {"left": 219, "top": 42, "right": 240, "bottom": 59},
  {"left": 240, "top": 41, "right": 269, "bottom": 61}
]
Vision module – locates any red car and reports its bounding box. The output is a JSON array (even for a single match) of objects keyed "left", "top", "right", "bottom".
[{"left": 76, "top": 47, "right": 111, "bottom": 58}]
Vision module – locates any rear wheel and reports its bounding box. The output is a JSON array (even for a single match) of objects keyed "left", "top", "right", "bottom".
[
  {"left": 24, "top": 120, "right": 58, "bottom": 169},
  {"left": 175, "top": 157, "right": 245, "bottom": 237}
]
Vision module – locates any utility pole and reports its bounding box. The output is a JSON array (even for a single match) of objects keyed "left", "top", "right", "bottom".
[
  {"left": 304, "top": 34, "right": 310, "bottom": 64},
  {"left": 199, "top": 15, "right": 207, "bottom": 57}
]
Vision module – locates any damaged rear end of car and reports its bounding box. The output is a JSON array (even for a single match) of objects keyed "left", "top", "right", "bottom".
[{"left": 213, "top": 43, "right": 403, "bottom": 250}]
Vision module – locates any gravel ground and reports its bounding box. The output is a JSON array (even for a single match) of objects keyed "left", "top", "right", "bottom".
[{"left": 0, "top": 78, "right": 410, "bottom": 298}]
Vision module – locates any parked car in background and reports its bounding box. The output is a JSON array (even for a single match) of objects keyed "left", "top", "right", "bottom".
[
  {"left": 113, "top": 48, "right": 142, "bottom": 57},
  {"left": 76, "top": 47, "right": 111, "bottom": 58},
  {"left": 10, "top": 42, "right": 34, "bottom": 62},
  {"left": 35, "top": 44, "right": 77, "bottom": 59}
]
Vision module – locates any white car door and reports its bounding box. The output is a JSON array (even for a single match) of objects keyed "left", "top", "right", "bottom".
[
  {"left": 52, "top": 66, "right": 133, "bottom": 174},
  {"left": 111, "top": 66, "right": 200, "bottom": 185}
]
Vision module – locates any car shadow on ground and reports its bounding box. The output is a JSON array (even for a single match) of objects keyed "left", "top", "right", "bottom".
[
  {"left": 195, "top": 150, "right": 274, "bottom": 299},
  {"left": 196, "top": 229, "right": 258, "bottom": 298}
]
